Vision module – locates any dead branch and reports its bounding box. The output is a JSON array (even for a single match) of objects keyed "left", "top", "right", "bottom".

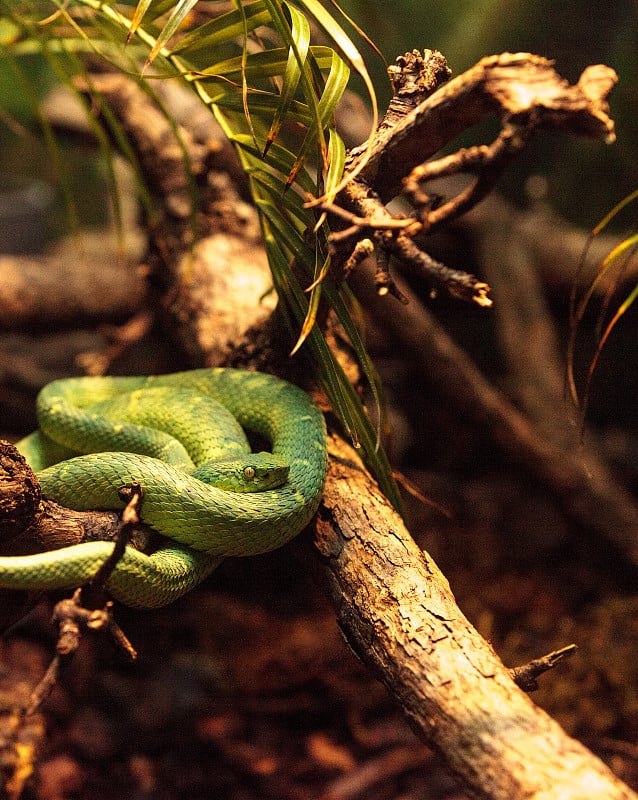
[
  {"left": 510, "top": 645, "right": 578, "bottom": 693},
  {"left": 26, "top": 589, "right": 136, "bottom": 717},
  {"left": 72, "top": 74, "right": 276, "bottom": 366},
  {"left": 0, "top": 441, "right": 151, "bottom": 559},
  {"left": 25, "top": 487, "right": 142, "bottom": 717},
  {"left": 324, "top": 51, "right": 617, "bottom": 306},
  {"left": 350, "top": 52, "right": 616, "bottom": 202}
]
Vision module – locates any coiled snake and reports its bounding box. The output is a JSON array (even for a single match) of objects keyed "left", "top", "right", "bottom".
[{"left": 2, "top": 369, "right": 328, "bottom": 608}]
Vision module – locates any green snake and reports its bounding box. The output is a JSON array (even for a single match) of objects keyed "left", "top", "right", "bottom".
[{"left": 3, "top": 369, "right": 328, "bottom": 608}]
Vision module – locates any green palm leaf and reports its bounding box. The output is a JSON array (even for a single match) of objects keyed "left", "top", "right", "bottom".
[
  {"left": 171, "top": 2, "right": 271, "bottom": 57},
  {"left": 142, "top": 0, "right": 200, "bottom": 67},
  {"left": 0, "top": 0, "right": 400, "bottom": 510},
  {"left": 263, "top": 3, "right": 310, "bottom": 155}
]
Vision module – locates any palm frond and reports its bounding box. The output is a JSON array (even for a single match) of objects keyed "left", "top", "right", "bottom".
[{"left": 0, "top": 0, "right": 401, "bottom": 509}]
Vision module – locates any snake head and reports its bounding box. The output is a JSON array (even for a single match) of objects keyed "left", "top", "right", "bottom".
[{"left": 192, "top": 453, "right": 290, "bottom": 492}]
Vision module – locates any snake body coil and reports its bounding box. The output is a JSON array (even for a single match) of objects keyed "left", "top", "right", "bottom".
[{"left": 2, "top": 369, "right": 328, "bottom": 608}]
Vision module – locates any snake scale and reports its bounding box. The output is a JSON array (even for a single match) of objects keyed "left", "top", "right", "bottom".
[{"left": 3, "top": 369, "right": 328, "bottom": 608}]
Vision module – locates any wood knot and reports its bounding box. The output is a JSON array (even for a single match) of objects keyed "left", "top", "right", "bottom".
[{"left": 0, "top": 441, "right": 41, "bottom": 539}]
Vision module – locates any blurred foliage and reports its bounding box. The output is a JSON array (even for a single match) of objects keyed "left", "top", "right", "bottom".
[{"left": 568, "top": 189, "right": 638, "bottom": 421}]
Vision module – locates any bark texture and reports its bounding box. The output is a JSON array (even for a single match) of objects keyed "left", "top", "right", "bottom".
[{"left": 302, "top": 434, "right": 637, "bottom": 800}]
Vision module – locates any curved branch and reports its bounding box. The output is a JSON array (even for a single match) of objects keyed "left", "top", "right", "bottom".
[{"left": 330, "top": 51, "right": 617, "bottom": 305}]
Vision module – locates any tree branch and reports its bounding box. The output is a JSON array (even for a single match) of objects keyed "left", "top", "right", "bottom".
[
  {"left": 325, "top": 51, "right": 617, "bottom": 306},
  {"left": 349, "top": 52, "right": 616, "bottom": 203},
  {"left": 296, "top": 433, "right": 637, "bottom": 800}
]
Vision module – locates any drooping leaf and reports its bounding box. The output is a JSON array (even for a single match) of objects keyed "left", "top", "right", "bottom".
[
  {"left": 285, "top": 47, "right": 349, "bottom": 189},
  {"left": 143, "top": 0, "right": 200, "bottom": 68},
  {"left": 263, "top": 3, "right": 310, "bottom": 155},
  {"left": 2, "top": 0, "right": 401, "bottom": 510}
]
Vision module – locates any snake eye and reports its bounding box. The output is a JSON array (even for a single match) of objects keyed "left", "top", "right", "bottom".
[{"left": 243, "top": 466, "right": 256, "bottom": 481}]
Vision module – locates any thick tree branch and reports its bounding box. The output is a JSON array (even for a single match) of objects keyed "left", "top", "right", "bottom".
[
  {"left": 297, "top": 434, "right": 637, "bottom": 800},
  {"left": 75, "top": 74, "right": 276, "bottom": 366}
]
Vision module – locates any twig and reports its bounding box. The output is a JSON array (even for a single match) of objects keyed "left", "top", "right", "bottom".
[
  {"left": 26, "top": 589, "right": 136, "bottom": 716},
  {"left": 403, "top": 118, "right": 535, "bottom": 231},
  {"left": 510, "top": 645, "right": 578, "bottom": 693},
  {"left": 76, "top": 310, "right": 153, "bottom": 377},
  {"left": 87, "top": 482, "right": 143, "bottom": 591},
  {"left": 390, "top": 231, "right": 492, "bottom": 305},
  {"left": 25, "top": 485, "right": 143, "bottom": 716}
]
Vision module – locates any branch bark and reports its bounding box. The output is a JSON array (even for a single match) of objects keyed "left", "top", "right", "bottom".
[
  {"left": 0, "top": 234, "right": 146, "bottom": 330},
  {"left": 328, "top": 51, "right": 617, "bottom": 306},
  {"left": 348, "top": 52, "right": 616, "bottom": 203},
  {"left": 296, "top": 433, "right": 637, "bottom": 800}
]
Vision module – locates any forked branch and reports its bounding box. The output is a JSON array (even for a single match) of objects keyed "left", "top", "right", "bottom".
[{"left": 321, "top": 51, "right": 617, "bottom": 305}]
